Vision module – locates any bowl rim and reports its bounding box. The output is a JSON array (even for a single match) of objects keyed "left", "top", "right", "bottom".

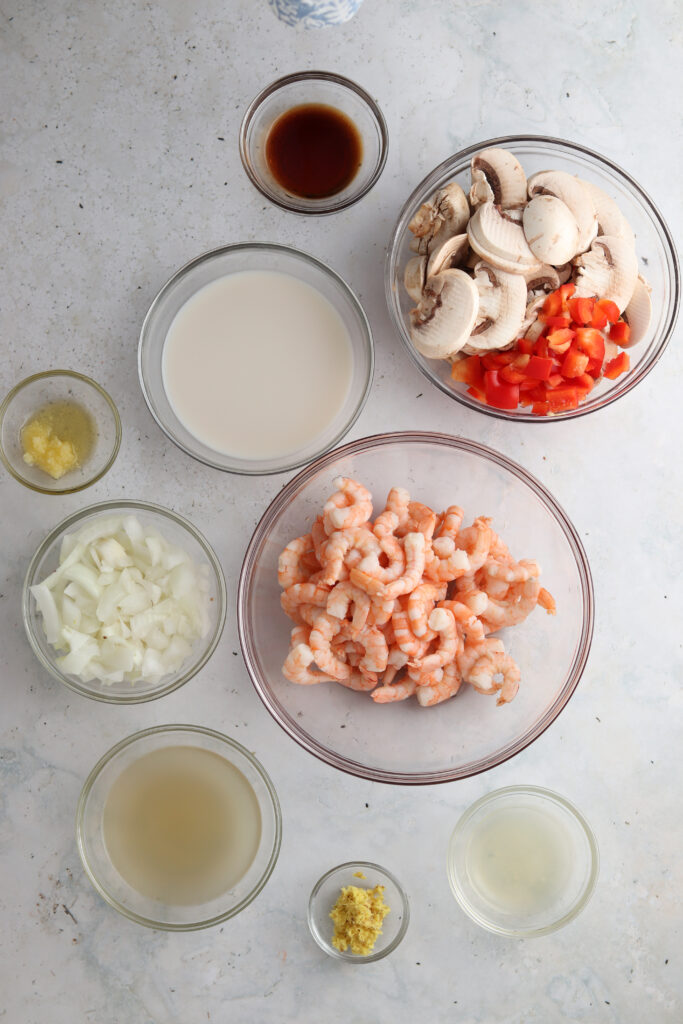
[
  {"left": 446, "top": 784, "right": 600, "bottom": 936},
  {"left": 138, "top": 241, "right": 375, "bottom": 476},
  {"left": 75, "top": 724, "right": 283, "bottom": 931},
  {"left": 237, "top": 430, "right": 595, "bottom": 785},
  {"left": 22, "top": 499, "right": 228, "bottom": 703},
  {"left": 385, "top": 133, "right": 681, "bottom": 422},
  {"left": 0, "top": 369, "right": 122, "bottom": 494},
  {"left": 307, "top": 859, "right": 410, "bottom": 962},
  {"left": 239, "top": 69, "right": 389, "bottom": 215}
]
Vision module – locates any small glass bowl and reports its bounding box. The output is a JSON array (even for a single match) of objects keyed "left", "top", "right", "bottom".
[
  {"left": 23, "top": 500, "right": 227, "bottom": 703},
  {"left": 76, "top": 725, "right": 282, "bottom": 930},
  {"left": 386, "top": 135, "right": 680, "bottom": 421},
  {"left": 239, "top": 71, "right": 388, "bottom": 215},
  {"left": 308, "top": 861, "right": 409, "bottom": 962},
  {"left": 447, "top": 786, "right": 599, "bottom": 937},
  {"left": 138, "top": 242, "right": 374, "bottom": 475},
  {"left": 0, "top": 370, "right": 121, "bottom": 493}
]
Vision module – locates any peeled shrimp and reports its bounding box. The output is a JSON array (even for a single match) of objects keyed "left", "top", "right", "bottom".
[
  {"left": 407, "top": 582, "right": 448, "bottom": 637},
  {"left": 323, "top": 477, "right": 373, "bottom": 533},
  {"left": 326, "top": 581, "right": 371, "bottom": 636},
  {"left": 416, "top": 661, "right": 462, "bottom": 707},
  {"left": 371, "top": 677, "right": 417, "bottom": 703},
  {"left": 278, "top": 534, "right": 315, "bottom": 588},
  {"left": 283, "top": 644, "right": 337, "bottom": 685}
]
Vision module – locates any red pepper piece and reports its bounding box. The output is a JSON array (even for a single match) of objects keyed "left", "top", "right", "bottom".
[
  {"left": 558, "top": 282, "right": 576, "bottom": 307},
  {"left": 574, "top": 373, "right": 595, "bottom": 393},
  {"left": 542, "top": 291, "right": 563, "bottom": 317},
  {"left": 609, "top": 321, "right": 632, "bottom": 347},
  {"left": 484, "top": 369, "right": 520, "bottom": 410},
  {"left": 451, "top": 355, "right": 485, "bottom": 392},
  {"left": 568, "top": 296, "right": 595, "bottom": 325},
  {"left": 574, "top": 327, "right": 605, "bottom": 363},
  {"left": 604, "top": 351, "right": 630, "bottom": 379},
  {"left": 499, "top": 364, "right": 528, "bottom": 385},
  {"left": 541, "top": 313, "right": 572, "bottom": 330},
  {"left": 547, "top": 328, "right": 575, "bottom": 354},
  {"left": 596, "top": 298, "right": 620, "bottom": 324},
  {"left": 561, "top": 345, "right": 590, "bottom": 378},
  {"left": 524, "top": 355, "right": 554, "bottom": 380},
  {"left": 545, "top": 373, "right": 564, "bottom": 389},
  {"left": 547, "top": 385, "right": 579, "bottom": 412},
  {"left": 466, "top": 384, "right": 486, "bottom": 401},
  {"left": 511, "top": 353, "right": 531, "bottom": 371},
  {"left": 516, "top": 337, "right": 535, "bottom": 355},
  {"left": 589, "top": 304, "right": 608, "bottom": 329},
  {"left": 531, "top": 401, "right": 549, "bottom": 416},
  {"left": 533, "top": 337, "right": 550, "bottom": 359}
]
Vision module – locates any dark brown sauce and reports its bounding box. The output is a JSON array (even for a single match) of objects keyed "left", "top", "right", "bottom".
[{"left": 265, "top": 103, "right": 363, "bottom": 200}]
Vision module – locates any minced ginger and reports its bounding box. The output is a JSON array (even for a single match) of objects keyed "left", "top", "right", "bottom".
[
  {"left": 21, "top": 401, "right": 94, "bottom": 479},
  {"left": 329, "top": 884, "right": 390, "bottom": 955}
]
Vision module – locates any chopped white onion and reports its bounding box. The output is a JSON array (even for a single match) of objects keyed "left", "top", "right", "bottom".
[{"left": 30, "top": 515, "right": 212, "bottom": 686}]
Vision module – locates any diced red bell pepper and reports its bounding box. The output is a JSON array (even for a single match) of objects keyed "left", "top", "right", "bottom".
[
  {"left": 541, "top": 313, "right": 572, "bottom": 330},
  {"left": 511, "top": 353, "right": 531, "bottom": 371},
  {"left": 533, "top": 337, "right": 550, "bottom": 359},
  {"left": 558, "top": 282, "right": 576, "bottom": 307},
  {"left": 499, "top": 364, "right": 528, "bottom": 385},
  {"left": 609, "top": 321, "right": 632, "bottom": 347},
  {"left": 532, "top": 401, "right": 549, "bottom": 416},
  {"left": 546, "top": 373, "right": 564, "bottom": 389},
  {"left": 561, "top": 346, "right": 590, "bottom": 378},
  {"left": 596, "top": 298, "right": 620, "bottom": 324},
  {"left": 481, "top": 350, "right": 516, "bottom": 370},
  {"left": 516, "top": 337, "right": 535, "bottom": 355},
  {"left": 568, "top": 296, "right": 595, "bottom": 326},
  {"left": 603, "top": 352, "right": 630, "bottom": 379},
  {"left": 519, "top": 393, "right": 535, "bottom": 408},
  {"left": 484, "top": 369, "right": 520, "bottom": 410},
  {"left": 542, "top": 291, "right": 563, "bottom": 317},
  {"left": 547, "top": 328, "right": 575, "bottom": 354},
  {"left": 574, "top": 327, "right": 605, "bottom": 363},
  {"left": 525, "top": 355, "right": 554, "bottom": 380},
  {"left": 546, "top": 384, "right": 580, "bottom": 412},
  {"left": 586, "top": 356, "right": 604, "bottom": 378},
  {"left": 451, "top": 355, "right": 485, "bottom": 392},
  {"left": 466, "top": 384, "right": 486, "bottom": 401},
  {"left": 589, "top": 304, "right": 608, "bottom": 329},
  {"left": 574, "top": 373, "right": 595, "bottom": 393}
]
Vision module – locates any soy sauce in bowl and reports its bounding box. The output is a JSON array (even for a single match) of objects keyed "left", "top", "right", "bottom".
[{"left": 265, "top": 103, "right": 363, "bottom": 199}]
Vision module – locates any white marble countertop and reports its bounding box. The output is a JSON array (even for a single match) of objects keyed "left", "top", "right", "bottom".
[{"left": 1, "top": 1, "right": 681, "bottom": 1021}]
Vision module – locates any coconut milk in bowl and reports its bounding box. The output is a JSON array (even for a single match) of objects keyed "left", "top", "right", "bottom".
[{"left": 139, "top": 243, "right": 374, "bottom": 475}]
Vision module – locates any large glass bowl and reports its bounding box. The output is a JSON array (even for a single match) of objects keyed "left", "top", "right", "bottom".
[
  {"left": 76, "top": 725, "right": 282, "bottom": 930},
  {"left": 23, "top": 500, "right": 227, "bottom": 703},
  {"left": 386, "top": 135, "right": 679, "bottom": 422},
  {"left": 138, "top": 243, "right": 374, "bottom": 475},
  {"left": 238, "top": 432, "right": 593, "bottom": 784}
]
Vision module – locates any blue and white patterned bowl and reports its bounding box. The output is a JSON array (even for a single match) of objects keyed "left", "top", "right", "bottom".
[{"left": 268, "top": 0, "right": 364, "bottom": 27}]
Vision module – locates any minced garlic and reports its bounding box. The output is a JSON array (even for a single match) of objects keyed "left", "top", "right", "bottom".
[
  {"left": 21, "top": 401, "right": 94, "bottom": 479},
  {"left": 330, "top": 884, "right": 390, "bottom": 955}
]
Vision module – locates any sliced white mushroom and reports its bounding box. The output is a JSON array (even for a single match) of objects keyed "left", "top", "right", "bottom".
[
  {"left": 523, "top": 264, "right": 561, "bottom": 293},
  {"left": 522, "top": 195, "right": 580, "bottom": 265},
  {"left": 623, "top": 274, "right": 652, "bottom": 345},
  {"left": 555, "top": 262, "right": 573, "bottom": 284},
  {"left": 572, "top": 235, "right": 638, "bottom": 312},
  {"left": 408, "top": 182, "right": 470, "bottom": 254},
  {"left": 409, "top": 269, "right": 479, "bottom": 359},
  {"left": 520, "top": 295, "right": 547, "bottom": 341},
  {"left": 426, "top": 233, "right": 469, "bottom": 278},
  {"left": 404, "top": 255, "right": 428, "bottom": 303},
  {"left": 469, "top": 148, "right": 527, "bottom": 209},
  {"left": 468, "top": 261, "right": 527, "bottom": 351},
  {"left": 580, "top": 180, "right": 635, "bottom": 246},
  {"left": 467, "top": 201, "right": 541, "bottom": 274},
  {"left": 527, "top": 170, "right": 598, "bottom": 254}
]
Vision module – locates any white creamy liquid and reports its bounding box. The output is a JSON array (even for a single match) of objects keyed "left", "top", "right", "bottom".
[
  {"left": 466, "top": 804, "right": 574, "bottom": 917},
  {"left": 162, "top": 270, "right": 354, "bottom": 459}
]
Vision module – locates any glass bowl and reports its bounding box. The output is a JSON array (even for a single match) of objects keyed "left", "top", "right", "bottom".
[
  {"left": 239, "top": 70, "right": 388, "bottom": 215},
  {"left": 386, "top": 135, "right": 680, "bottom": 421},
  {"left": 138, "top": 243, "right": 374, "bottom": 475},
  {"left": 238, "top": 431, "right": 593, "bottom": 784},
  {"left": 23, "top": 499, "right": 227, "bottom": 703},
  {"left": 447, "top": 786, "right": 599, "bottom": 936},
  {"left": 308, "top": 861, "right": 409, "bottom": 962},
  {"left": 76, "top": 725, "right": 282, "bottom": 930},
  {"left": 0, "top": 370, "right": 121, "bottom": 493}
]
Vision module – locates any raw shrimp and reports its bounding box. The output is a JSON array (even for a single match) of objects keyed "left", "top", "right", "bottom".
[
  {"left": 326, "top": 581, "right": 371, "bottom": 636},
  {"left": 392, "top": 596, "right": 436, "bottom": 656},
  {"left": 281, "top": 582, "right": 330, "bottom": 620},
  {"left": 371, "top": 677, "right": 417, "bottom": 703},
  {"left": 407, "top": 582, "right": 448, "bottom": 637},
  {"left": 308, "top": 612, "right": 351, "bottom": 681},
  {"left": 278, "top": 534, "right": 315, "bottom": 588},
  {"left": 416, "top": 661, "right": 462, "bottom": 707},
  {"left": 482, "top": 558, "right": 540, "bottom": 585},
  {"left": 410, "top": 607, "right": 458, "bottom": 676},
  {"left": 321, "top": 527, "right": 380, "bottom": 586},
  {"left": 353, "top": 532, "right": 426, "bottom": 600},
  {"left": 384, "top": 487, "right": 411, "bottom": 532},
  {"left": 437, "top": 599, "right": 486, "bottom": 644},
  {"left": 355, "top": 625, "right": 389, "bottom": 676},
  {"left": 323, "top": 477, "right": 373, "bottom": 534},
  {"left": 455, "top": 516, "right": 492, "bottom": 572},
  {"left": 396, "top": 501, "right": 437, "bottom": 540},
  {"left": 466, "top": 651, "right": 521, "bottom": 706},
  {"left": 480, "top": 578, "right": 542, "bottom": 632},
  {"left": 424, "top": 535, "right": 471, "bottom": 583}
]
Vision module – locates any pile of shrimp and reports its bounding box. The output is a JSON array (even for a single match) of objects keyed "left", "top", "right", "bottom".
[{"left": 277, "top": 477, "right": 555, "bottom": 708}]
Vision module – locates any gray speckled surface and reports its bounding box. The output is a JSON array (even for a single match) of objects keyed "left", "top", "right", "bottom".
[{"left": 1, "top": 1, "right": 682, "bottom": 1022}]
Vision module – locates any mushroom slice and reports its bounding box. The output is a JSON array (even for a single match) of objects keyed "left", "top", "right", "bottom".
[
  {"left": 468, "top": 261, "right": 527, "bottom": 351},
  {"left": 469, "top": 148, "right": 527, "bottom": 209},
  {"left": 409, "top": 269, "right": 479, "bottom": 359},
  {"left": 520, "top": 295, "right": 547, "bottom": 341},
  {"left": 426, "top": 233, "right": 469, "bottom": 278},
  {"left": 555, "top": 262, "right": 573, "bottom": 284},
  {"left": 523, "top": 264, "right": 561, "bottom": 293},
  {"left": 522, "top": 195, "right": 580, "bottom": 265},
  {"left": 580, "top": 180, "right": 635, "bottom": 245},
  {"left": 408, "top": 182, "right": 470, "bottom": 253},
  {"left": 527, "top": 170, "right": 598, "bottom": 254},
  {"left": 404, "top": 255, "right": 428, "bottom": 303},
  {"left": 573, "top": 235, "right": 638, "bottom": 312},
  {"left": 623, "top": 275, "right": 652, "bottom": 345},
  {"left": 467, "top": 202, "right": 541, "bottom": 274}
]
